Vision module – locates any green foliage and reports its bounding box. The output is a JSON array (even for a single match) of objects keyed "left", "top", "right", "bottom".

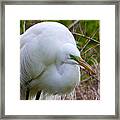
[{"left": 20, "top": 20, "right": 25, "bottom": 34}]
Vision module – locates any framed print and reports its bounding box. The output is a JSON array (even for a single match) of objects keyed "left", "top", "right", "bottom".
[{"left": 0, "top": 0, "right": 119, "bottom": 119}]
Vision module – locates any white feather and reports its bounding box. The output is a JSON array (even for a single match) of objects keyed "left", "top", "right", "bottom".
[{"left": 20, "top": 22, "right": 80, "bottom": 99}]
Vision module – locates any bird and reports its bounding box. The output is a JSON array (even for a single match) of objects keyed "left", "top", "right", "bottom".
[{"left": 20, "top": 22, "right": 95, "bottom": 100}]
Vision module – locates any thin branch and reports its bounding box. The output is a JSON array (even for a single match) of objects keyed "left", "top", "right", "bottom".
[
  {"left": 81, "top": 28, "right": 99, "bottom": 52},
  {"left": 81, "top": 76, "right": 92, "bottom": 83},
  {"left": 68, "top": 20, "right": 80, "bottom": 29},
  {"left": 84, "top": 21, "right": 87, "bottom": 35},
  {"left": 81, "top": 67, "right": 99, "bottom": 81},
  {"left": 83, "top": 44, "right": 100, "bottom": 54},
  {"left": 91, "top": 27, "right": 99, "bottom": 38},
  {"left": 79, "top": 21, "right": 84, "bottom": 34},
  {"left": 72, "top": 32, "right": 100, "bottom": 44},
  {"left": 80, "top": 39, "right": 91, "bottom": 52}
]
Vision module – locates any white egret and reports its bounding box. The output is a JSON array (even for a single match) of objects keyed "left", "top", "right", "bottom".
[{"left": 20, "top": 22, "right": 94, "bottom": 100}]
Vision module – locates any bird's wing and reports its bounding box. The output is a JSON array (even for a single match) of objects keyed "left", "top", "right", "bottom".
[
  {"left": 21, "top": 44, "right": 45, "bottom": 83},
  {"left": 20, "top": 43, "right": 46, "bottom": 99}
]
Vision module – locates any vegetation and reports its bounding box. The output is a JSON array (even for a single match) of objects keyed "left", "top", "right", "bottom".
[{"left": 20, "top": 20, "right": 100, "bottom": 100}]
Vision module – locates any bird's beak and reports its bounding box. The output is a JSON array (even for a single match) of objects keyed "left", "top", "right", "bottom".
[
  {"left": 78, "top": 56, "right": 96, "bottom": 75},
  {"left": 70, "top": 54, "right": 96, "bottom": 75}
]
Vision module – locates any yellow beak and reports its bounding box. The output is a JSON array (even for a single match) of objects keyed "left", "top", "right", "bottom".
[
  {"left": 78, "top": 56, "right": 96, "bottom": 75},
  {"left": 70, "top": 54, "right": 96, "bottom": 75}
]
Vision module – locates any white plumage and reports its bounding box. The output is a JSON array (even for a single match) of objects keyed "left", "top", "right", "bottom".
[{"left": 20, "top": 22, "right": 80, "bottom": 100}]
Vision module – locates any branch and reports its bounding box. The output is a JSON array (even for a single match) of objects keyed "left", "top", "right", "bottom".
[
  {"left": 83, "top": 44, "right": 100, "bottom": 54},
  {"left": 72, "top": 32, "right": 100, "bottom": 44},
  {"left": 81, "top": 67, "right": 99, "bottom": 82},
  {"left": 68, "top": 20, "right": 80, "bottom": 29},
  {"left": 81, "top": 77, "right": 92, "bottom": 83}
]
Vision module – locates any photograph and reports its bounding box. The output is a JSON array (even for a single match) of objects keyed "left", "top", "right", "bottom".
[
  {"left": 20, "top": 20, "right": 100, "bottom": 100},
  {"left": 2, "top": 1, "right": 117, "bottom": 118}
]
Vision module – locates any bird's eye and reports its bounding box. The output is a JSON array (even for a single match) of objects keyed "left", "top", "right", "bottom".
[
  {"left": 70, "top": 54, "right": 75, "bottom": 59},
  {"left": 69, "top": 54, "right": 79, "bottom": 62}
]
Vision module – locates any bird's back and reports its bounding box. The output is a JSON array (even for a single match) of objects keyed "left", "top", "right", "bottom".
[{"left": 20, "top": 22, "right": 76, "bottom": 48}]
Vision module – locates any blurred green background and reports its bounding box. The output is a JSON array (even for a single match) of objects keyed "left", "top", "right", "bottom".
[{"left": 20, "top": 20, "right": 100, "bottom": 100}]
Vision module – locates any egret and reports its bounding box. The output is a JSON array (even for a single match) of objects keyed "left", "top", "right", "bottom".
[{"left": 20, "top": 22, "right": 94, "bottom": 100}]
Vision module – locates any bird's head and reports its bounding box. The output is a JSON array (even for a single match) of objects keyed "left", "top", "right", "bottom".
[{"left": 58, "top": 43, "right": 95, "bottom": 75}]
